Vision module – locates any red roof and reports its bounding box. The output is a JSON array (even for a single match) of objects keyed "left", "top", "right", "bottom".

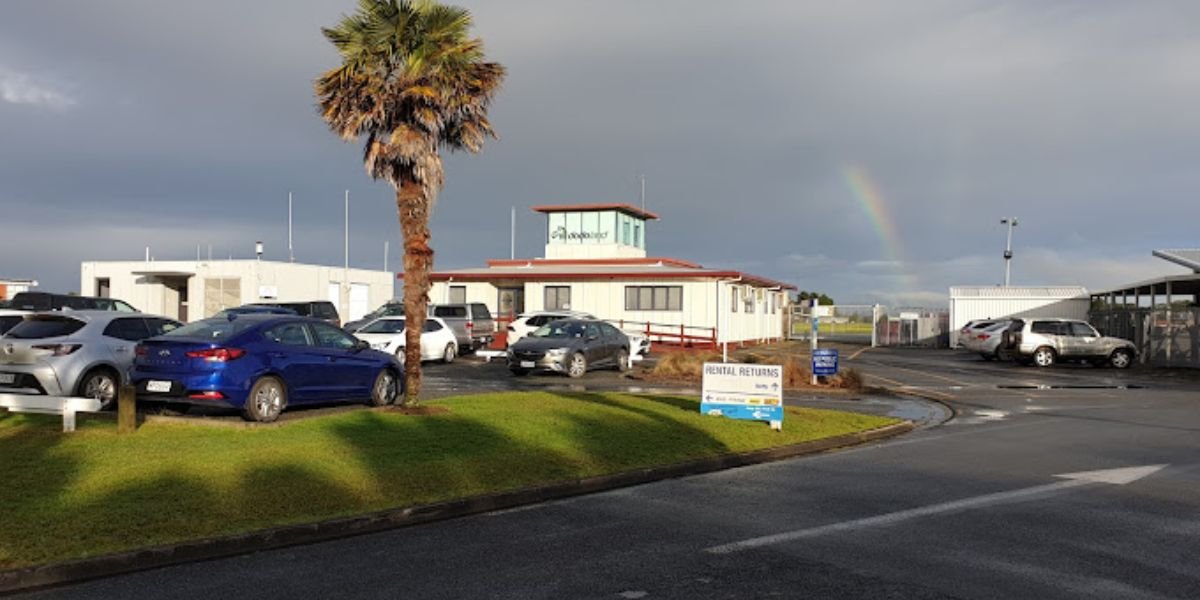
[
  {"left": 485, "top": 257, "right": 700, "bottom": 269},
  {"left": 399, "top": 268, "right": 795, "bottom": 290},
  {"left": 531, "top": 203, "right": 659, "bottom": 221}
]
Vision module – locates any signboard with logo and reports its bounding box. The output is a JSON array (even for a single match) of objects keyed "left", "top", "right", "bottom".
[
  {"left": 812, "top": 348, "right": 839, "bottom": 376},
  {"left": 701, "top": 362, "right": 783, "bottom": 429}
]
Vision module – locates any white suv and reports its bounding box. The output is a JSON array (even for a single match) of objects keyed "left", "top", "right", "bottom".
[
  {"left": 507, "top": 311, "right": 595, "bottom": 346},
  {"left": 1004, "top": 318, "right": 1136, "bottom": 369}
]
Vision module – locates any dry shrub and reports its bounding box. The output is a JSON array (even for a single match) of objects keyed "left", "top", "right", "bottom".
[
  {"left": 781, "top": 355, "right": 811, "bottom": 388},
  {"left": 651, "top": 350, "right": 721, "bottom": 380},
  {"left": 741, "top": 353, "right": 766, "bottom": 364},
  {"left": 829, "top": 367, "right": 864, "bottom": 391}
]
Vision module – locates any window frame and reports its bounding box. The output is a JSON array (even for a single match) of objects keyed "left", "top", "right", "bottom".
[
  {"left": 544, "top": 286, "right": 571, "bottom": 311},
  {"left": 624, "top": 286, "right": 683, "bottom": 312}
]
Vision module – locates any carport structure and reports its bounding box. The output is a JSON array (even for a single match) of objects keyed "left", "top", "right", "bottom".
[{"left": 1089, "top": 250, "right": 1200, "bottom": 367}]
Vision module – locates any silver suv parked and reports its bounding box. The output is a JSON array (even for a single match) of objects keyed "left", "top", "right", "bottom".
[
  {"left": 1003, "top": 318, "right": 1135, "bottom": 369},
  {"left": 428, "top": 303, "right": 495, "bottom": 353}
]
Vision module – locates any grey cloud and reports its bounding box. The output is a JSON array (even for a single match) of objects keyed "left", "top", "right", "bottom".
[{"left": 1, "top": 0, "right": 1197, "bottom": 305}]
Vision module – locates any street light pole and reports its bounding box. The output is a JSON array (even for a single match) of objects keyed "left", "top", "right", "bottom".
[{"left": 1001, "top": 218, "right": 1018, "bottom": 286}]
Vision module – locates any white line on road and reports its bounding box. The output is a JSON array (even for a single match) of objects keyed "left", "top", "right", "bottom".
[{"left": 705, "top": 465, "right": 1167, "bottom": 554}]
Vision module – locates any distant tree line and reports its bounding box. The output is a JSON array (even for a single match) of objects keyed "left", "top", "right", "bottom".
[{"left": 795, "top": 291, "right": 835, "bottom": 306}]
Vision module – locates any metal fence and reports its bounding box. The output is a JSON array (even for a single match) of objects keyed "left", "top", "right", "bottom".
[
  {"left": 788, "top": 305, "right": 949, "bottom": 348},
  {"left": 788, "top": 304, "right": 879, "bottom": 345},
  {"left": 1091, "top": 307, "right": 1200, "bottom": 367}
]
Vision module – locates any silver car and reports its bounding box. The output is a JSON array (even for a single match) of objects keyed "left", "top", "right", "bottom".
[
  {"left": 959, "top": 320, "right": 1012, "bottom": 360},
  {"left": 0, "top": 311, "right": 181, "bottom": 407},
  {"left": 1005, "top": 318, "right": 1136, "bottom": 369}
]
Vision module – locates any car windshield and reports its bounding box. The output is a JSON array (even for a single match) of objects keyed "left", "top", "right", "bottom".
[
  {"left": 983, "top": 322, "right": 1010, "bottom": 332},
  {"left": 4, "top": 316, "right": 86, "bottom": 339},
  {"left": 163, "top": 318, "right": 259, "bottom": 340},
  {"left": 531, "top": 322, "right": 586, "bottom": 339},
  {"left": 360, "top": 319, "right": 406, "bottom": 334}
]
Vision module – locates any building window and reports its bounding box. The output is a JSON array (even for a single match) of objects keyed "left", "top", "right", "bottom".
[
  {"left": 731, "top": 287, "right": 739, "bottom": 313},
  {"left": 622, "top": 220, "right": 631, "bottom": 245},
  {"left": 744, "top": 289, "right": 755, "bottom": 314},
  {"left": 625, "top": 286, "right": 682, "bottom": 311},
  {"left": 633, "top": 224, "right": 641, "bottom": 248},
  {"left": 545, "top": 286, "right": 571, "bottom": 310},
  {"left": 448, "top": 285, "right": 466, "bottom": 304}
]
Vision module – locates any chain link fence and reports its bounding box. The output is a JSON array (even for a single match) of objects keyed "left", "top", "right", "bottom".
[
  {"left": 1091, "top": 307, "right": 1200, "bottom": 367},
  {"left": 788, "top": 304, "right": 949, "bottom": 348}
]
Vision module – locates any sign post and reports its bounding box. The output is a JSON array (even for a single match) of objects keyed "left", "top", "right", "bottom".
[
  {"left": 810, "top": 298, "right": 819, "bottom": 386},
  {"left": 701, "top": 363, "right": 783, "bottom": 430}
]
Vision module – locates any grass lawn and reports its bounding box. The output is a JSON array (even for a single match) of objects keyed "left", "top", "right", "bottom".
[{"left": 0, "top": 392, "right": 897, "bottom": 570}]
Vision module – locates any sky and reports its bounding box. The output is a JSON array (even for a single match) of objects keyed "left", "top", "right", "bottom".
[{"left": 1, "top": 0, "right": 1198, "bottom": 306}]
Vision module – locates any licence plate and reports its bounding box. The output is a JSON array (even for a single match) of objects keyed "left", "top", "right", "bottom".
[
  {"left": 520, "top": 361, "right": 536, "bottom": 369},
  {"left": 146, "top": 380, "right": 172, "bottom": 393},
  {"left": 0, "top": 373, "right": 14, "bottom": 384}
]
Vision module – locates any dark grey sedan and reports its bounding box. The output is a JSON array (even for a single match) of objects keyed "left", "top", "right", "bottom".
[{"left": 506, "top": 319, "right": 630, "bottom": 378}]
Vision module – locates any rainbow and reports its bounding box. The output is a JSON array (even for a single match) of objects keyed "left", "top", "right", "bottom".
[{"left": 840, "top": 165, "right": 917, "bottom": 290}]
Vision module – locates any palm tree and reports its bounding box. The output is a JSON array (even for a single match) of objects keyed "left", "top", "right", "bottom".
[{"left": 316, "top": 0, "right": 505, "bottom": 405}]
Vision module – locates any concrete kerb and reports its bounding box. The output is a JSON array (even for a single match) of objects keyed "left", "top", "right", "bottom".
[{"left": 0, "top": 421, "right": 915, "bottom": 595}]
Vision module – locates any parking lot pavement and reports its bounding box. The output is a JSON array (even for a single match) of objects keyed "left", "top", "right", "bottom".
[{"left": 37, "top": 348, "right": 1200, "bottom": 599}]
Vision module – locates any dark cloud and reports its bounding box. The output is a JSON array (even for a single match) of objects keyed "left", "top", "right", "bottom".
[{"left": 1, "top": 0, "right": 1198, "bottom": 304}]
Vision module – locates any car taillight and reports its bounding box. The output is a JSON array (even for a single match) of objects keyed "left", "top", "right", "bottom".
[
  {"left": 978, "top": 334, "right": 990, "bottom": 340},
  {"left": 135, "top": 345, "right": 148, "bottom": 357},
  {"left": 185, "top": 348, "right": 247, "bottom": 362},
  {"left": 188, "top": 391, "right": 226, "bottom": 400},
  {"left": 466, "top": 320, "right": 474, "bottom": 331},
  {"left": 32, "top": 344, "right": 82, "bottom": 356}
]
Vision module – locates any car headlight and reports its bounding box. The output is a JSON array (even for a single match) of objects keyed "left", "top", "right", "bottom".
[
  {"left": 372, "top": 343, "right": 389, "bottom": 350},
  {"left": 546, "top": 348, "right": 570, "bottom": 357}
]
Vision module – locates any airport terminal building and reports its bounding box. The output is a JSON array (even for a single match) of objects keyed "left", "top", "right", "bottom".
[{"left": 424, "top": 204, "right": 794, "bottom": 346}]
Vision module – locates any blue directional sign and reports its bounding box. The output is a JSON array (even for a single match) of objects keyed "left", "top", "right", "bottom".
[
  {"left": 701, "top": 363, "right": 784, "bottom": 427},
  {"left": 812, "top": 348, "right": 839, "bottom": 376}
]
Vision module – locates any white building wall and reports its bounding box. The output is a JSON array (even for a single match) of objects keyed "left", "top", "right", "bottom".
[
  {"left": 81, "top": 260, "right": 393, "bottom": 322},
  {"left": 431, "top": 278, "right": 784, "bottom": 344},
  {"left": 948, "top": 286, "right": 1090, "bottom": 347},
  {"left": 717, "top": 282, "right": 786, "bottom": 345},
  {"left": 544, "top": 244, "right": 646, "bottom": 260}
]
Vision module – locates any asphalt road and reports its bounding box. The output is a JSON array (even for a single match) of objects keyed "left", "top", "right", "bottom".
[{"left": 22, "top": 348, "right": 1200, "bottom": 599}]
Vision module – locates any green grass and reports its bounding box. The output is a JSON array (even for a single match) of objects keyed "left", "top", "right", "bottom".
[
  {"left": 0, "top": 392, "right": 896, "bottom": 569},
  {"left": 792, "top": 322, "right": 874, "bottom": 335}
]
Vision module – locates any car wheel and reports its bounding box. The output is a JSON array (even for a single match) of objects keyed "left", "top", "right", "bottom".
[
  {"left": 242, "top": 376, "right": 286, "bottom": 423},
  {"left": 78, "top": 368, "right": 119, "bottom": 411},
  {"left": 567, "top": 352, "right": 587, "bottom": 378},
  {"left": 1033, "top": 346, "right": 1056, "bottom": 368},
  {"left": 369, "top": 369, "right": 398, "bottom": 406},
  {"left": 509, "top": 368, "right": 530, "bottom": 377},
  {"left": 443, "top": 343, "right": 456, "bottom": 364},
  {"left": 1110, "top": 348, "right": 1133, "bottom": 370},
  {"left": 980, "top": 353, "right": 995, "bottom": 361},
  {"left": 616, "top": 348, "right": 630, "bottom": 372},
  {"left": 394, "top": 347, "right": 406, "bottom": 366}
]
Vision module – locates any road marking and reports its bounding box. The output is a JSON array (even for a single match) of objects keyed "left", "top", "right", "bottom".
[
  {"left": 848, "top": 347, "right": 872, "bottom": 360},
  {"left": 862, "top": 361, "right": 974, "bottom": 387},
  {"left": 705, "top": 465, "right": 1167, "bottom": 554},
  {"left": 862, "top": 372, "right": 956, "bottom": 400}
]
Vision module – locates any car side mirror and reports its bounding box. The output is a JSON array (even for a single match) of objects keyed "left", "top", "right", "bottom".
[{"left": 353, "top": 339, "right": 370, "bottom": 351}]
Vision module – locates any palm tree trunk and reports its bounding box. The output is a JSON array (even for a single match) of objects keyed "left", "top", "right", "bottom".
[{"left": 397, "top": 179, "right": 434, "bottom": 406}]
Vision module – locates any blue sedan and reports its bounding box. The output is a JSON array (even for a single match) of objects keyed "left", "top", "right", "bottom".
[{"left": 131, "top": 314, "right": 402, "bottom": 422}]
